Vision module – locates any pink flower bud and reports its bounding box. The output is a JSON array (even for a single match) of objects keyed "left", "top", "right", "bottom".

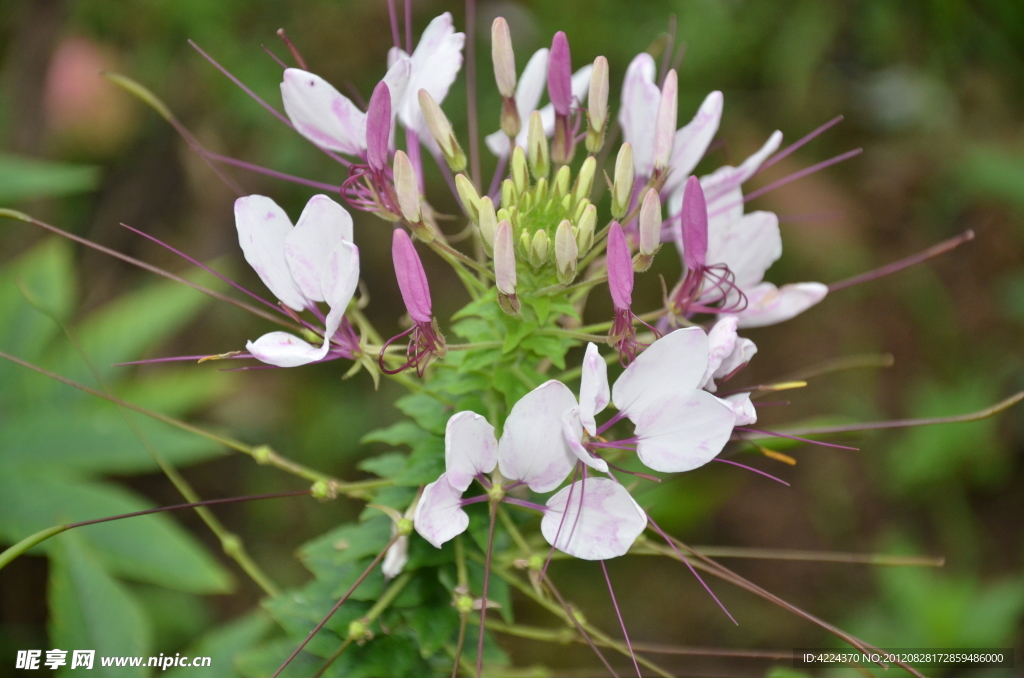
[
  {"left": 681, "top": 175, "right": 708, "bottom": 272},
  {"left": 494, "top": 219, "right": 517, "bottom": 296},
  {"left": 653, "top": 69, "right": 677, "bottom": 171},
  {"left": 491, "top": 17, "right": 517, "bottom": 98},
  {"left": 606, "top": 222, "right": 633, "bottom": 311},
  {"left": 392, "top": 229, "right": 432, "bottom": 323},
  {"left": 366, "top": 81, "right": 392, "bottom": 172},
  {"left": 547, "top": 31, "right": 573, "bottom": 117}
]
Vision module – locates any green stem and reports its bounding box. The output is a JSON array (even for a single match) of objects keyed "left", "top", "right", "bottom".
[
  {"left": 538, "top": 328, "right": 608, "bottom": 342},
  {"left": 0, "top": 526, "right": 67, "bottom": 570},
  {"left": 497, "top": 507, "right": 532, "bottom": 556}
]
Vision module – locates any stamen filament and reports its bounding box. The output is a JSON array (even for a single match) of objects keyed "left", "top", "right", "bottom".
[
  {"left": 500, "top": 497, "right": 548, "bottom": 513},
  {"left": 713, "top": 458, "right": 790, "bottom": 486},
  {"left": 600, "top": 560, "right": 642, "bottom": 678},
  {"left": 476, "top": 503, "right": 497, "bottom": 678},
  {"left": 828, "top": 229, "right": 975, "bottom": 293},
  {"left": 733, "top": 426, "right": 859, "bottom": 451},
  {"left": 758, "top": 115, "right": 844, "bottom": 173}
]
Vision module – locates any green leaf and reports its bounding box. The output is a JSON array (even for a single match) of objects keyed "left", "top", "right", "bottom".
[
  {"left": 520, "top": 334, "right": 572, "bottom": 369},
  {"left": 394, "top": 392, "right": 449, "bottom": 435},
  {"left": 393, "top": 434, "right": 445, "bottom": 486},
  {"left": 299, "top": 517, "right": 392, "bottom": 578},
  {"left": 357, "top": 452, "right": 408, "bottom": 479},
  {"left": 48, "top": 533, "right": 150, "bottom": 678},
  {"left": 0, "top": 474, "right": 232, "bottom": 594},
  {"left": 500, "top": 317, "right": 538, "bottom": 353},
  {"left": 361, "top": 422, "right": 428, "bottom": 447},
  {"left": 165, "top": 611, "right": 274, "bottom": 678},
  {"left": 0, "top": 154, "right": 100, "bottom": 203}
]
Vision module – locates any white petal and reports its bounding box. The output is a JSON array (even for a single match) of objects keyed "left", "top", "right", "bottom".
[
  {"left": 701, "top": 131, "right": 783, "bottom": 205},
  {"left": 234, "top": 195, "right": 308, "bottom": 311},
  {"left": 246, "top": 331, "right": 325, "bottom": 367},
  {"left": 618, "top": 53, "right": 660, "bottom": 177},
  {"left": 497, "top": 380, "right": 579, "bottom": 493},
  {"left": 399, "top": 13, "right": 465, "bottom": 132},
  {"left": 382, "top": 534, "right": 409, "bottom": 579},
  {"left": 485, "top": 48, "right": 549, "bottom": 157},
  {"left": 541, "top": 478, "right": 647, "bottom": 560},
  {"left": 579, "top": 343, "right": 609, "bottom": 435},
  {"left": 706, "top": 210, "right": 782, "bottom": 292},
  {"left": 701, "top": 317, "right": 739, "bottom": 391},
  {"left": 716, "top": 337, "right": 757, "bottom": 382},
  {"left": 318, "top": 240, "right": 360, "bottom": 346},
  {"left": 612, "top": 327, "right": 710, "bottom": 417},
  {"left": 281, "top": 69, "right": 367, "bottom": 156},
  {"left": 563, "top": 407, "right": 608, "bottom": 473},
  {"left": 413, "top": 474, "right": 469, "bottom": 548},
  {"left": 634, "top": 391, "right": 736, "bottom": 473},
  {"left": 284, "top": 195, "right": 353, "bottom": 303},
  {"left": 664, "top": 90, "right": 723, "bottom": 194},
  {"left": 725, "top": 392, "right": 757, "bottom": 426},
  {"left": 734, "top": 282, "right": 828, "bottom": 328},
  {"left": 445, "top": 411, "right": 498, "bottom": 492}
]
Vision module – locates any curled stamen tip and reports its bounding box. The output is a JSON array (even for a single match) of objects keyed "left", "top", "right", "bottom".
[{"left": 198, "top": 350, "right": 245, "bottom": 363}]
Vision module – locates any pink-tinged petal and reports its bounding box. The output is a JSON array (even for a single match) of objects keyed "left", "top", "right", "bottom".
[
  {"left": 281, "top": 69, "right": 367, "bottom": 156},
  {"left": 246, "top": 331, "right": 324, "bottom": 368},
  {"left": 541, "top": 478, "right": 646, "bottom": 560},
  {"left": 664, "top": 90, "right": 723, "bottom": 194},
  {"left": 701, "top": 316, "right": 739, "bottom": 390},
  {"left": 612, "top": 327, "right": 709, "bottom": 417},
  {"left": 319, "top": 240, "right": 360, "bottom": 344},
  {"left": 413, "top": 474, "right": 469, "bottom": 548},
  {"left": 681, "top": 176, "right": 708, "bottom": 272},
  {"left": 733, "top": 282, "right": 828, "bottom": 328},
  {"left": 652, "top": 69, "right": 677, "bottom": 171},
  {"left": 534, "top": 64, "right": 592, "bottom": 135},
  {"left": 606, "top": 222, "right": 633, "bottom": 311},
  {"left": 717, "top": 337, "right": 757, "bottom": 381},
  {"left": 618, "top": 53, "right": 660, "bottom": 176},
  {"left": 497, "top": 380, "right": 578, "bottom": 493},
  {"left": 724, "top": 393, "right": 757, "bottom": 426},
  {"left": 704, "top": 210, "right": 782, "bottom": 291},
  {"left": 562, "top": 407, "right": 609, "bottom": 473},
  {"left": 285, "top": 195, "right": 353, "bottom": 303},
  {"left": 391, "top": 229, "right": 432, "bottom": 323},
  {"left": 234, "top": 195, "right": 307, "bottom": 311},
  {"left": 485, "top": 48, "right": 549, "bottom": 156},
  {"left": 701, "top": 130, "right": 783, "bottom": 205},
  {"left": 494, "top": 220, "right": 517, "bottom": 295},
  {"left": 382, "top": 534, "right": 409, "bottom": 579},
  {"left": 398, "top": 13, "right": 465, "bottom": 132},
  {"left": 547, "top": 32, "right": 573, "bottom": 116},
  {"left": 445, "top": 411, "right": 498, "bottom": 492},
  {"left": 634, "top": 390, "right": 736, "bottom": 473},
  {"left": 366, "top": 81, "right": 392, "bottom": 171},
  {"left": 579, "top": 343, "right": 609, "bottom": 434}
]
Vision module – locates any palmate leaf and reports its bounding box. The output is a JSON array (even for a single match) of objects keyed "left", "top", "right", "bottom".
[
  {"left": 48, "top": 533, "right": 150, "bottom": 678},
  {"left": 164, "top": 611, "right": 275, "bottom": 678}
]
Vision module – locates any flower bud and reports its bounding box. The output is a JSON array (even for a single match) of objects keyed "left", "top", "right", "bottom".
[
  {"left": 455, "top": 174, "right": 481, "bottom": 224},
  {"left": 681, "top": 175, "right": 708, "bottom": 271},
  {"left": 606, "top": 222, "right": 634, "bottom": 311},
  {"left": 572, "top": 156, "right": 596, "bottom": 206},
  {"left": 653, "top": 69, "right": 678, "bottom": 172},
  {"left": 634, "top": 188, "right": 661, "bottom": 271},
  {"left": 573, "top": 198, "right": 590, "bottom": 222},
  {"left": 494, "top": 219, "right": 520, "bottom": 314},
  {"left": 552, "top": 165, "right": 571, "bottom": 200},
  {"left": 365, "top": 82, "right": 393, "bottom": 173},
  {"left": 586, "top": 56, "right": 609, "bottom": 154},
  {"left": 534, "top": 176, "right": 548, "bottom": 204},
  {"left": 392, "top": 229, "right": 432, "bottom": 323},
  {"left": 478, "top": 196, "right": 497, "bottom": 253},
  {"left": 527, "top": 111, "right": 549, "bottom": 180},
  {"left": 393, "top": 150, "right": 420, "bottom": 223},
  {"left": 419, "top": 89, "right": 466, "bottom": 172},
  {"left": 555, "top": 219, "right": 578, "bottom": 284},
  {"left": 519, "top": 228, "right": 531, "bottom": 253},
  {"left": 575, "top": 203, "right": 596, "bottom": 252},
  {"left": 547, "top": 32, "right": 573, "bottom": 117},
  {"left": 511, "top": 146, "right": 529, "bottom": 195},
  {"left": 529, "top": 229, "right": 550, "bottom": 267},
  {"left": 501, "top": 179, "right": 515, "bottom": 211},
  {"left": 611, "top": 143, "right": 635, "bottom": 219},
  {"left": 491, "top": 18, "right": 517, "bottom": 98}
]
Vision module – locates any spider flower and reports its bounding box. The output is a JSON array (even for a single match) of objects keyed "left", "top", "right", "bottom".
[{"left": 235, "top": 194, "right": 360, "bottom": 367}]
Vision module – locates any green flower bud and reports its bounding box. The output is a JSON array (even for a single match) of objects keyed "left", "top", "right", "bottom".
[
  {"left": 396, "top": 518, "right": 414, "bottom": 537},
  {"left": 552, "top": 165, "right": 571, "bottom": 200},
  {"left": 611, "top": 143, "right": 635, "bottom": 219},
  {"left": 555, "top": 219, "right": 578, "bottom": 284},
  {"left": 478, "top": 196, "right": 497, "bottom": 253},
  {"left": 511, "top": 146, "right": 529, "bottom": 194},
  {"left": 419, "top": 89, "right": 466, "bottom": 172},
  {"left": 576, "top": 204, "right": 596, "bottom": 253},
  {"left": 393, "top": 150, "right": 420, "bottom": 223},
  {"left": 530, "top": 229, "right": 550, "bottom": 267},
  {"left": 455, "top": 174, "right": 481, "bottom": 224},
  {"left": 586, "top": 56, "right": 609, "bottom": 154},
  {"left": 502, "top": 178, "right": 516, "bottom": 210},
  {"left": 527, "top": 111, "right": 549, "bottom": 179},
  {"left": 572, "top": 156, "right": 596, "bottom": 206}
]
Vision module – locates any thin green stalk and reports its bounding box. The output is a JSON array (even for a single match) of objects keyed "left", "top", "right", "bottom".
[
  {"left": 0, "top": 526, "right": 67, "bottom": 570},
  {"left": 0, "top": 350, "right": 385, "bottom": 498},
  {"left": 497, "top": 507, "right": 532, "bottom": 555},
  {"left": 18, "top": 285, "right": 281, "bottom": 595}
]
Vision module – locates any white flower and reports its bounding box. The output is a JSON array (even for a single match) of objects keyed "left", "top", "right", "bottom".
[{"left": 234, "top": 194, "right": 359, "bottom": 367}]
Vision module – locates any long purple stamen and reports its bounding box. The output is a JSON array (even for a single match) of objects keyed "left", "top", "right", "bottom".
[
  {"left": 734, "top": 426, "right": 859, "bottom": 451},
  {"left": 600, "top": 560, "right": 642, "bottom": 678},
  {"left": 757, "top": 115, "right": 844, "bottom": 174},
  {"left": 541, "top": 463, "right": 580, "bottom": 578},
  {"left": 828, "top": 230, "right": 975, "bottom": 293},
  {"left": 742, "top": 148, "right": 863, "bottom": 204},
  {"left": 386, "top": 0, "right": 401, "bottom": 48},
  {"left": 114, "top": 354, "right": 248, "bottom": 366},
  {"left": 119, "top": 223, "right": 285, "bottom": 315},
  {"left": 501, "top": 497, "right": 548, "bottom": 513},
  {"left": 476, "top": 505, "right": 497, "bottom": 678},
  {"left": 714, "top": 458, "right": 790, "bottom": 486},
  {"left": 646, "top": 515, "right": 738, "bottom": 625},
  {"left": 595, "top": 410, "right": 628, "bottom": 436},
  {"left": 404, "top": 0, "right": 413, "bottom": 52},
  {"left": 465, "top": 0, "right": 481, "bottom": 187},
  {"left": 204, "top": 151, "right": 342, "bottom": 192}
]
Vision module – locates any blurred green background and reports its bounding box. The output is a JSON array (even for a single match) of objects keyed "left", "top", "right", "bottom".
[{"left": 1, "top": 0, "right": 1022, "bottom": 676}]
